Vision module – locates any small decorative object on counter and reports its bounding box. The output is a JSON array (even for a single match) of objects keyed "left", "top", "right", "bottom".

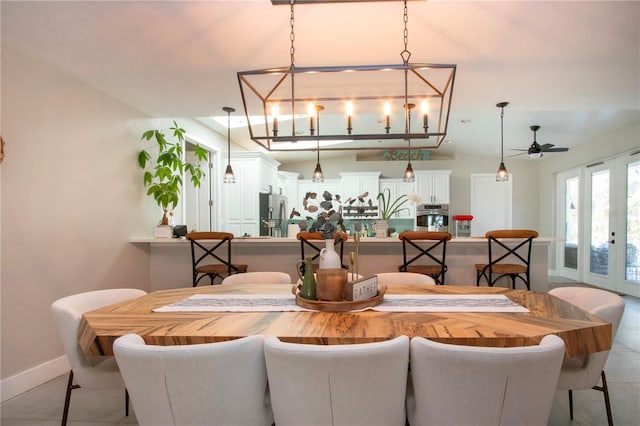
[
  {"left": 296, "top": 257, "right": 316, "bottom": 300},
  {"left": 319, "top": 238, "right": 341, "bottom": 269},
  {"left": 453, "top": 215, "right": 474, "bottom": 237},
  {"left": 316, "top": 268, "right": 348, "bottom": 301},
  {"left": 344, "top": 276, "right": 379, "bottom": 301}
]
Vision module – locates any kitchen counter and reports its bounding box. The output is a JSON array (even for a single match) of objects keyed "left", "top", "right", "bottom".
[{"left": 131, "top": 236, "right": 553, "bottom": 292}]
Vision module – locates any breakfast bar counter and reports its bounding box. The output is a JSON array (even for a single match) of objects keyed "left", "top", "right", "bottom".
[{"left": 131, "top": 236, "right": 553, "bottom": 292}]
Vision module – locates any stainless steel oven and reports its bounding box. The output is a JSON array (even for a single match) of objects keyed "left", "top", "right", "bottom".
[{"left": 416, "top": 203, "right": 449, "bottom": 232}]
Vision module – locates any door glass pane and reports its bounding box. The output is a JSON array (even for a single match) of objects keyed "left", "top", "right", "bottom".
[
  {"left": 590, "top": 170, "right": 609, "bottom": 275},
  {"left": 564, "top": 177, "right": 579, "bottom": 269},
  {"left": 626, "top": 161, "right": 640, "bottom": 282}
]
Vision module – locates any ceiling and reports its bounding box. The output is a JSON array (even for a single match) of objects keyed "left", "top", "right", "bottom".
[{"left": 2, "top": 0, "right": 639, "bottom": 163}]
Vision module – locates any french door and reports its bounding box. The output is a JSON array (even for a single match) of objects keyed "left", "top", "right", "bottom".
[{"left": 579, "top": 153, "right": 640, "bottom": 296}]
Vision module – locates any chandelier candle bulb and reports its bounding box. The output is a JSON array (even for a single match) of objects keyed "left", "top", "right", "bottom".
[
  {"left": 346, "top": 101, "right": 353, "bottom": 134},
  {"left": 271, "top": 104, "right": 279, "bottom": 136},
  {"left": 308, "top": 102, "right": 315, "bottom": 135},
  {"left": 384, "top": 101, "right": 391, "bottom": 133},
  {"left": 421, "top": 100, "right": 429, "bottom": 133}
]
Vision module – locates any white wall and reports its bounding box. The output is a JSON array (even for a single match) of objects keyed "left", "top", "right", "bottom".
[{"left": 0, "top": 46, "right": 226, "bottom": 398}]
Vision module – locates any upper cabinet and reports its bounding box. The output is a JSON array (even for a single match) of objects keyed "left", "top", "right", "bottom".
[
  {"left": 415, "top": 170, "right": 451, "bottom": 205},
  {"left": 223, "top": 152, "right": 280, "bottom": 237},
  {"left": 340, "top": 172, "right": 381, "bottom": 218}
]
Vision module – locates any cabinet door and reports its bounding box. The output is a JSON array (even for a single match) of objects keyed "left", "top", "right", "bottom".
[
  {"left": 395, "top": 181, "right": 416, "bottom": 218},
  {"left": 416, "top": 171, "right": 450, "bottom": 205},
  {"left": 223, "top": 154, "right": 278, "bottom": 237},
  {"left": 431, "top": 174, "right": 450, "bottom": 204}
]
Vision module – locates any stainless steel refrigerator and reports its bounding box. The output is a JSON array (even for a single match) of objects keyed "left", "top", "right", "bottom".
[{"left": 259, "top": 192, "right": 288, "bottom": 237}]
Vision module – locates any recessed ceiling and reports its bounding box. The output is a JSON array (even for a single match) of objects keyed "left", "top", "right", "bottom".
[{"left": 2, "top": 0, "right": 638, "bottom": 163}]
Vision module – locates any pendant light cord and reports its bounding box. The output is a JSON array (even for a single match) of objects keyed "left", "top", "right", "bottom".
[
  {"left": 227, "top": 111, "right": 231, "bottom": 164},
  {"left": 500, "top": 105, "right": 505, "bottom": 162}
]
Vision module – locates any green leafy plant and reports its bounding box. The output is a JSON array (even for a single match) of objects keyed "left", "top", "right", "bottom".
[
  {"left": 377, "top": 188, "right": 409, "bottom": 220},
  {"left": 138, "top": 121, "right": 208, "bottom": 224}
]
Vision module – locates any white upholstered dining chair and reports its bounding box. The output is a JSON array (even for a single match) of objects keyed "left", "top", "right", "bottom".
[
  {"left": 221, "top": 271, "right": 291, "bottom": 285},
  {"left": 113, "top": 334, "right": 273, "bottom": 426},
  {"left": 51, "top": 288, "right": 147, "bottom": 426},
  {"left": 549, "top": 286, "right": 625, "bottom": 426},
  {"left": 375, "top": 272, "right": 436, "bottom": 285},
  {"left": 264, "top": 335, "right": 409, "bottom": 426},
  {"left": 407, "top": 334, "right": 565, "bottom": 426}
]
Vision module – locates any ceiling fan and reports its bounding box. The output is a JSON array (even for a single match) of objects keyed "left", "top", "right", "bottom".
[{"left": 510, "top": 125, "right": 569, "bottom": 159}]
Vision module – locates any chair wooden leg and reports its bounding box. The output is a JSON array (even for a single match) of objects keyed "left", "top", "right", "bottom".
[
  {"left": 568, "top": 389, "right": 574, "bottom": 420},
  {"left": 61, "top": 370, "right": 80, "bottom": 426}
]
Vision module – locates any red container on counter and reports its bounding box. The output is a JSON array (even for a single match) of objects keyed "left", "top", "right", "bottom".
[{"left": 453, "top": 215, "right": 473, "bottom": 237}]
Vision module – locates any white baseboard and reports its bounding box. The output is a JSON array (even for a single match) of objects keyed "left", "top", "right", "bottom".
[{"left": 1, "top": 355, "right": 70, "bottom": 402}]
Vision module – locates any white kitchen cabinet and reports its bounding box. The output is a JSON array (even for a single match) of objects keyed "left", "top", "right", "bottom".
[
  {"left": 379, "top": 179, "right": 416, "bottom": 219},
  {"left": 340, "top": 172, "right": 381, "bottom": 218},
  {"left": 415, "top": 170, "right": 451, "bottom": 205},
  {"left": 279, "top": 171, "right": 300, "bottom": 216},
  {"left": 223, "top": 152, "right": 280, "bottom": 237}
]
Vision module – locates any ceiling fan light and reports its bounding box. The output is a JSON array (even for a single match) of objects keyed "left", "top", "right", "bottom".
[{"left": 528, "top": 151, "right": 543, "bottom": 159}]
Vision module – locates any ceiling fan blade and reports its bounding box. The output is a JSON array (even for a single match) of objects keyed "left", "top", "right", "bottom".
[
  {"left": 507, "top": 152, "right": 526, "bottom": 158},
  {"left": 509, "top": 148, "right": 528, "bottom": 152},
  {"left": 540, "top": 143, "right": 555, "bottom": 149},
  {"left": 543, "top": 147, "right": 569, "bottom": 152}
]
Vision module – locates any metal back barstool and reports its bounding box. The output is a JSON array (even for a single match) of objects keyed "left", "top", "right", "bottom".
[
  {"left": 475, "top": 229, "right": 538, "bottom": 290},
  {"left": 186, "top": 232, "right": 248, "bottom": 286},
  {"left": 398, "top": 231, "right": 452, "bottom": 285}
]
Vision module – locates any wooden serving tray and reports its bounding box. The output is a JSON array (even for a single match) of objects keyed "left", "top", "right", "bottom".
[{"left": 292, "top": 284, "right": 386, "bottom": 312}]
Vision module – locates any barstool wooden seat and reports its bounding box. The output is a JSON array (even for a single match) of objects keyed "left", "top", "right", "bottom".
[
  {"left": 398, "top": 231, "right": 452, "bottom": 285},
  {"left": 186, "top": 232, "right": 248, "bottom": 286},
  {"left": 475, "top": 229, "right": 538, "bottom": 290}
]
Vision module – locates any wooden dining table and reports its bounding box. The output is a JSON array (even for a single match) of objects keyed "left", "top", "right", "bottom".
[{"left": 78, "top": 284, "right": 612, "bottom": 359}]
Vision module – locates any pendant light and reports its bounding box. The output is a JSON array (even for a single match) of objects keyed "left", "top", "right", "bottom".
[
  {"left": 311, "top": 104, "right": 324, "bottom": 182},
  {"left": 223, "top": 106, "right": 236, "bottom": 184},
  {"left": 496, "top": 101, "right": 509, "bottom": 182}
]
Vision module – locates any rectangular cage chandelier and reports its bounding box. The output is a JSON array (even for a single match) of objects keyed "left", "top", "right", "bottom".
[{"left": 237, "top": 0, "right": 456, "bottom": 153}]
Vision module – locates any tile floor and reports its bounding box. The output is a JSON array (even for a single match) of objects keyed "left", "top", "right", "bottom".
[{"left": 2, "top": 283, "right": 639, "bottom": 426}]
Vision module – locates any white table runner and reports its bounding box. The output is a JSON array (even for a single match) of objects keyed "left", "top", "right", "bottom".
[{"left": 153, "top": 293, "right": 529, "bottom": 313}]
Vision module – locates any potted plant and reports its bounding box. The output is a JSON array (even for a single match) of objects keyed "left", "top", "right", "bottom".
[
  {"left": 137, "top": 121, "right": 208, "bottom": 228},
  {"left": 375, "top": 188, "right": 410, "bottom": 237}
]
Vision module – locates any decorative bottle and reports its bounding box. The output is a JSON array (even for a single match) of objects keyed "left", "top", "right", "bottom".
[
  {"left": 300, "top": 256, "right": 317, "bottom": 300},
  {"left": 320, "top": 238, "right": 341, "bottom": 269}
]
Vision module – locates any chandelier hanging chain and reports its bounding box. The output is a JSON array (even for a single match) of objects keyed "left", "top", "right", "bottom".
[
  {"left": 289, "top": 0, "right": 295, "bottom": 68},
  {"left": 400, "top": 0, "right": 411, "bottom": 64}
]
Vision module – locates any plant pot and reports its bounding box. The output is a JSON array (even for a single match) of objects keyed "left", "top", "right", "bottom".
[{"left": 375, "top": 220, "right": 389, "bottom": 238}]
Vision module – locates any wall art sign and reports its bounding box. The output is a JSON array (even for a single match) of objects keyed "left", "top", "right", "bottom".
[{"left": 383, "top": 149, "right": 430, "bottom": 161}]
